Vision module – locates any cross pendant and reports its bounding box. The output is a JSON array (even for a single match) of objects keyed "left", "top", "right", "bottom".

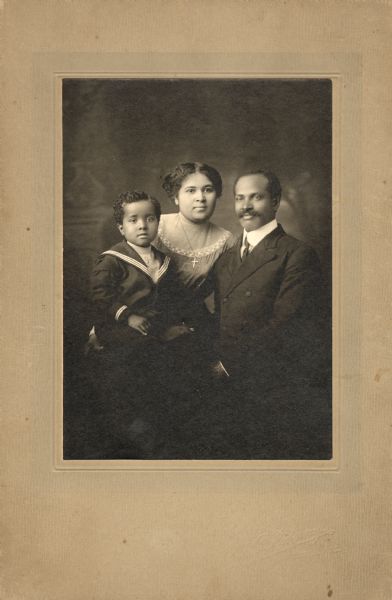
[{"left": 191, "top": 257, "right": 199, "bottom": 268}]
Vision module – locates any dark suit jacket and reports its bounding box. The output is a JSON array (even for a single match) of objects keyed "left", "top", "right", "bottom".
[{"left": 213, "top": 224, "right": 324, "bottom": 388}]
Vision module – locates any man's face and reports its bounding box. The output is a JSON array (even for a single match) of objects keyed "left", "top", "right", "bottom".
[{"left": 234, "top": 174, "right": 280, "bottom": 232}]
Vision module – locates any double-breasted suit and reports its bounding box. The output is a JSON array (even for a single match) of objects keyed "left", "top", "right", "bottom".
[{"left": 213, "top": 224, "right": 323, "bottom": 390}]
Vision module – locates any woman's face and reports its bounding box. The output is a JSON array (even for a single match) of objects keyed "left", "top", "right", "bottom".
[{"left": 175, "top": 172, "right": 218, "bottom": 223}]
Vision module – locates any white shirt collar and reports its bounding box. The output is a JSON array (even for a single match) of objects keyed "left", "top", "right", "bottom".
[
  {"left": 126, "top": 241, "right": 162, "bottom": 282},
  {"left": 242, "top": 219, "right": 278, "bottom": 249},
  {"left": 127, "top": 241, "right": 153, "bottom": 259}
]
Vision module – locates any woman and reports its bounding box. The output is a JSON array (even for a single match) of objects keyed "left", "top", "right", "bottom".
[
  {"left": 156, "top": 161, "right": 234, "bottom": 372},
  {"left": 155, "top": 162, "right": 234, "bottom": 291},
  {"left": 150, "top": 162, "right": 236, "bottom": 458}
]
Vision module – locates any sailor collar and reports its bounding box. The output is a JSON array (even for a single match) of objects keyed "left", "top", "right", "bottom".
[{"left": 102, "top": 244, "right": 170, "bottom": 283}]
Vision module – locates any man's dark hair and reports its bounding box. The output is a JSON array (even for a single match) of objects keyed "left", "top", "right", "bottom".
[
  {"left": 113, "top": 191, "right": 161, "bottom": 224},
  {"left": 234, "top": 170, "right": 282, "bottom": 201},
  {"left": 162, "top": 162, "right": 223, "bottom": 202}
]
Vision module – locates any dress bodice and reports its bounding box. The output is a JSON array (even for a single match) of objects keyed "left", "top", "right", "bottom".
[{"left": 153, "top": 213, "right": 234, "bottom": 290}]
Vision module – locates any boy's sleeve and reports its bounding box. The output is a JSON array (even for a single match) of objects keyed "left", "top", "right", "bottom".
[{"left": 91, "top": 255, "right": 131, "bottom": 323}]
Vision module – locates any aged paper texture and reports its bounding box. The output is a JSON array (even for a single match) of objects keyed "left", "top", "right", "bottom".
[{"left": 2, "top": 1, "right": 392, "bottom": 599}]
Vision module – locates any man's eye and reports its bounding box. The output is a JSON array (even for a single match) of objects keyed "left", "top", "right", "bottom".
[{"left": 255, "top": 194, "right": 264, "bottom": 200}]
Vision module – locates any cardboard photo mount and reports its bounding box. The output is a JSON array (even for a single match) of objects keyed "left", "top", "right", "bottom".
[{"left": 2, "top": 3, "right": 391, "bottom": 598}]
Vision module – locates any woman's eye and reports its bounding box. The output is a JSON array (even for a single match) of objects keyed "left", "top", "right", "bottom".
[{"left": 204, "top": 187, "right": 214, "bottom": 193}]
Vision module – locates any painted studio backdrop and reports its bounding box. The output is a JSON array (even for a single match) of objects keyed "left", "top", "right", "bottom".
[{"left": 63, "top": 78, "right": 332, "bottom": 459}]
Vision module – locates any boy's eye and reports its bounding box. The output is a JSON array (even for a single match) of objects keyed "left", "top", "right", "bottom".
[{"left": 147, "top": 216, "right": 156, "bottom": 222}]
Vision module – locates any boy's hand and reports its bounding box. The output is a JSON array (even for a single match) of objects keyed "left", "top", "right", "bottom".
[
  {"left": 127, "top": 314, "right": 151, "bottom": 336},
  {"left": 161, "top": 324, "right": 193, "bottom": 342}
]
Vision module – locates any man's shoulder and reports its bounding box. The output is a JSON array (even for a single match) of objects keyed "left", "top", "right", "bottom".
[
  {"left": 275, "top": 231, "right": 320, "bottom": 275},
  {"left": 277, "top": 229, "right": 317, "bottom": 256}
]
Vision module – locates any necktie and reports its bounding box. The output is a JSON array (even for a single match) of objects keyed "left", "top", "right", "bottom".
[{"left": 242, "top": 237, "right": 251, "bottom": 260}]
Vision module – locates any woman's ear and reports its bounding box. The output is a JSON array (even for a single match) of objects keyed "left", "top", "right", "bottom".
[
  {"left": 118, "top": 223, "right": 124, "bottom": 236},
  {"left": 174, "top": 196, "right": 179, "bottom": 206}
]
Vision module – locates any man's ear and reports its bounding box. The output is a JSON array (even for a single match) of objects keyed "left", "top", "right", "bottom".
[{"left": 273, "top": 197, "right": 281, "bottom": 212}]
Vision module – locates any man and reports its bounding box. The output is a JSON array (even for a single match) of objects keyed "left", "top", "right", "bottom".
[{"left": 212, "top": 170, "right": 330, "bottom": 458}]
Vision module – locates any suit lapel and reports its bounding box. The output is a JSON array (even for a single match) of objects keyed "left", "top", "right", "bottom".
[
  {"left": 225, "top": 236, "right": 242, "bottom": 278},
  {"left": 219, "top": 236, "right": 242, "bottom": 296},
  {"left": 223, "top": 225, "right": 283, "bottom": 295}
]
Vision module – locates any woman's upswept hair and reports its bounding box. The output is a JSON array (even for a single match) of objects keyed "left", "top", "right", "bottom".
[
  {"left": 162, "top": 162, "right": 223, "bottom": 202},
  {"left": 113, "top": 190, "right": 161, "bottom": 224}
]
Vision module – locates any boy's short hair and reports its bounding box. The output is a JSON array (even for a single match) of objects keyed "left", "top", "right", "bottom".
[
  {"left": 113, "top": 191, "right": 161, "bottom": 224},
  {"left": 162, "top": 162, "right": 223, "bottom": 202}
]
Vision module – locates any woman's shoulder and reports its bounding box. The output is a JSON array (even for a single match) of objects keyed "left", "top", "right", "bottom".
[
  {"left": 208, "top": 222, "right": 236, "bottom": 249},
  {"left": 209, "top": 222, "right": 234, "bottom": 239},
  {"left": 156, "top": 213, "right": 175, "bottom": 243},
  {"left": 197, "top": 222, "right": 235, "bottom": 258}
]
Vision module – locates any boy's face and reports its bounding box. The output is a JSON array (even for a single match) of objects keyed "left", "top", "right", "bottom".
[{"left": 118, "top": 200, "right": 159, "bottom": 247}]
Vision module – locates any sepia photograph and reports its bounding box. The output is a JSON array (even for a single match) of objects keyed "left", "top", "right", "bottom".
[
  {"left": 4, "top": 1, "right": 392, "bottom": 597},
  {"left": 63, "top": 77, "right": 332, "bottom": 460}
]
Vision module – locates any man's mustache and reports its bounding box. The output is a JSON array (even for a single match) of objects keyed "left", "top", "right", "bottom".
[{"left": 238, "top": 209, "right": 257, "bottom": 217}]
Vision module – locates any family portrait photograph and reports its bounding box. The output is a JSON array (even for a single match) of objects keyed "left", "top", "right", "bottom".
[
  {"left": 62, "top": 77, "right": 332, "bottom": 461},
  {"left": 5, "top": 2, "right": 392, "bottom": 598}
]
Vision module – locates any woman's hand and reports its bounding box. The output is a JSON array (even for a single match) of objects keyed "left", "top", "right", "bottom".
[
  {"left": 127, "top": 314, "right": 151, "bottom": 336},
  {"left": 161, "top": 324, "right": 194, "bottom": 342},
  {"left": 211, "top": 360, "right": 230, "bottom": 379}
]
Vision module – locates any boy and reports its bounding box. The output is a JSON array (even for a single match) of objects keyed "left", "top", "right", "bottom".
[
  {"left": 90, "top": 191, "right": 194, "bottom": 457},
  {"left": 91, "top": 190, "right": 193, "bottom": 355}
]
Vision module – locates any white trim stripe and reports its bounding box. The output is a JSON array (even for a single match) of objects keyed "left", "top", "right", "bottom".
[
  {"left": 102, "top": 249, "right": 171, "bottom": 282},
  {"left": 115, "top": 305, "right": 128, "bottom": 321},
  {"left": 102, "top": 250, "right": 151, "bottom": 277},
  {"left": 157, "top": 256, "right": 170, "bottom": 281}
]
